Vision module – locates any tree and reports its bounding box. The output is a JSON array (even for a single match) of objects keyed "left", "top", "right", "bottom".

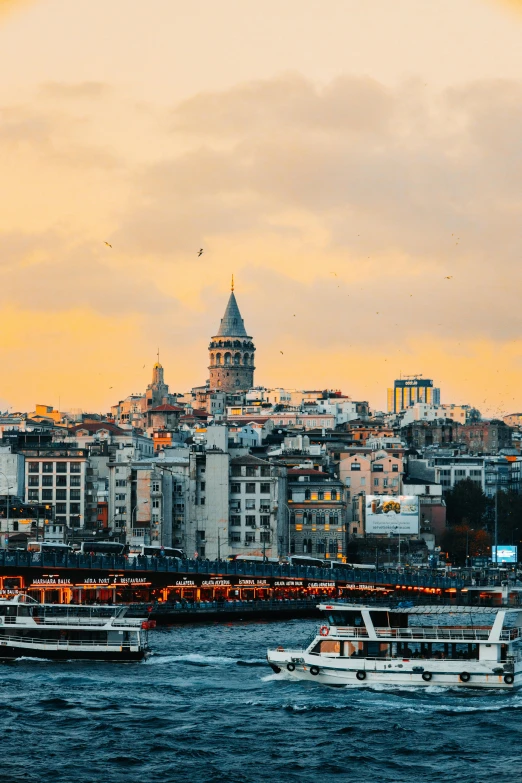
[
  {"left": 445, "top": 478, "right": 488, "bottom": 528},
  {"left": 441, "top": 525, "right": 491, "bottom": 566},
  {"left": 487, "top": 490, "right": 522, "bottom": 546}
]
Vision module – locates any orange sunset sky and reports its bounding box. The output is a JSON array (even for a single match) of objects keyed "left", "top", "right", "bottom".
[{"left": 1, "top": 0, "right": 522, "bottom": 417}]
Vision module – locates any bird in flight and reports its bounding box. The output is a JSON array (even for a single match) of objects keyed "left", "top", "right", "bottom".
[
  {"left": 104, "top": 241, "right": 112, "bottom": 248},
  {"left": 198, "top": 248, "right": 204, "bottom": 257},
  {"left": 444, "top": 276, "right": 453, "bottom": 280},
  {"left": 109, "top": 386, "right": 113, "bottom": 389},
  {"left": 280, "top": 351, "right": 284, "bottom": 355}
]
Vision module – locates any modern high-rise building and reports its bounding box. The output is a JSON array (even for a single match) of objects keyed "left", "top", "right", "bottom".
[{"left": 387, "top": 376, "right": 440, "bottom": 414}]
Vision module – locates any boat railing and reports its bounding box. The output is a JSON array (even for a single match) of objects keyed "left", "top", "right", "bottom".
[
  {"left": 330, "top": 626, "right": 522, "bottom": 642},
  {"left": 0, "top": 636, "right": 141, "bottom": 649},
  {"left": 31, "top": 616, "right": 144, "bottom": 627}
]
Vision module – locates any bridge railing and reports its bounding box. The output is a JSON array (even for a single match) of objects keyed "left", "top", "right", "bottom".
[{"left": 0, "top": 550, "right": 464, "bottom": 589}]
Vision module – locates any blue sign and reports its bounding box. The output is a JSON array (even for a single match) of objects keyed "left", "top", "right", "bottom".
[{"left": 492, "top": 545, "right": 518, "bottom": 564}]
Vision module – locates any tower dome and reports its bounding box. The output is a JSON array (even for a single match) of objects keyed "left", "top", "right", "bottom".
[{"left": 208, "top": 277, "right": 255, "bottom": 392}]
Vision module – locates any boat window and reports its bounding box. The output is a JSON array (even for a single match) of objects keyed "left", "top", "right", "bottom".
[
  {"left": 326, "top": 610, "right": 364, "bottom": 626},
  {"left": 0, "top": 606, "right": 18, "bottom": 616}
]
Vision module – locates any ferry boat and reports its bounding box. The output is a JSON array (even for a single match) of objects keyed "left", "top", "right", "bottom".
[
  {"left": 267, "top": 603, "right": 522, "bottom": 689},
  {"left": 0, "top": 595, "right": 152, "bottom": 661}
]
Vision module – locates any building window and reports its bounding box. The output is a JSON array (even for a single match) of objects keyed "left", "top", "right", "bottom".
[
  {"left": 245, "top": 515, "right": 256, "bottom": 527},
  {"left": 152, "top": 499, "right": 160, "bottom": 509},
  {"left": 245, "top": 483, "right": 256, "bottom": 494},
  {"left": 55, "top": 462, "right": 67, "bottom": 473},
  {"left": 42, "top": 489, "right": 53, "bottom": 501},
  {"left": 152, "top": 481, "right": 160, "bottom": 492},
  {"left": 28, "top": 489, "right": 39, "bottom": 501},
  {"left": 260, "top": 467, "right": 270, "bottom": 477},
  {"left": 374, "top": 478, "right": 379, "bottom": 487},
  {"left": 116, "top": 479, "right": 126, "bottom": 487},
  {"left": 260, "top": 483, "right": 270, "bottom": 494},
  {"left": 197, "top": 531, "right": 206, "bottom": 542},
  {"left": 351, "top": 463, "right": 361, "bottom": 471},
  {"left": 28, "top": 463, "right": 39, "bottom": 474},
  {"left": 200, "top": 497, "right": 205, "bottom": 505},
  {"left": 28, "top": 476, "right": 39, "bottom": 487},
  {"left": 246, "top": 499, "right": 256, "bottom": 510},
  {"left": 116, "top": 494, "right": 126, "bottom": 501},
  {"left": 372, "top": 464, "right": 384, "bottom": 472},
  {"left": 200, "top": 481, "right": 206, "bottom": 492},
  {"left": 70, "top": 503, "right": 81, "bottom": 514},
  {"left": 331, "top": 491, "right": 338, "bottom": 500},
  {"left": 230, "top": 516, "right": 241, "bottom": 527},
  {"left": 260, "top": 531, "right": 270, "bottom": 543},
  {"left": 70, "top": 463, "right": 81, "bottom": 474},
  {"left": 230, "top": 532, "right": 241, "bottom": 543},
  {"left": 42, "top": 476, "right": 53, "bottom": 487},
  {"left": 56, "top": 476, "right": 67, "bottom": 487},
  {"left": 56, "top": 489, "right": 67, "bottom": 500},
  {"left": 246, "top": 467, "right": 257, "bottom": 477},
  {"left": 70, "top": 476, "right": 81, "bottom": 487},
  {"left": 70, "top": 489, "right": 81, "bottom": 500},
  {"left": 245, "top": 533, "right": 255, "bottom": 545},
  {"left": 230, "top": 483, "right": 241, "bottom": 493},
  {"left": 303, "top": 538, "right": 313, "bottom": 554},
  {"left": 383, "top": 479, "right": 388, "bottom": 487},
  {"left": 42, "top": 463, "right": 53, "bottom": 473},
  {"left": 56, "top": 503, "right": 67, "bottom": 514}
]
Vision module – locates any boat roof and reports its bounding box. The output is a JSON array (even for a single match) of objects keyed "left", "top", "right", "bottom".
[{"left": 318, "top": 603, "right": 522, "bottom": 615}]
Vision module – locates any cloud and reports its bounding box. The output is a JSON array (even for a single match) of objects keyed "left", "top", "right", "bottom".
[{"left": 2, "top": 72, "right": 522, "bottom": 414}]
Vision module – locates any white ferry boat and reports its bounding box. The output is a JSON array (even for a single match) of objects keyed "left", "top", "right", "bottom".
[
  {"left": 0, "top": 595, "right": 152, "bottom": 662},
  {"left": 267, "top": 603, "right": 522, "bottom": 689}
]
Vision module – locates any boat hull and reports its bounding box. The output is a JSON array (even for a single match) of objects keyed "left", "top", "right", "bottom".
[
  {"left": 0, "top": 644, "right": 148, "bottom": 662},
  {"left": 267, "top": 652, "right": 520, "bottom": 689}
]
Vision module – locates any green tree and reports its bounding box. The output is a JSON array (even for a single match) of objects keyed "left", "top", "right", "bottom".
[{"left": 445, "top": 478, "right": 488, "bottom": 528}]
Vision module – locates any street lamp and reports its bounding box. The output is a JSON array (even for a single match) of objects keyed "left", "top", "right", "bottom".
[
  {"left": 393, "top": 525, "right": 402, "bottom": 568},
  {"left": 0, "top": 470, "right": 11, "bottom": 549},
  {"left": 465, "top": 528, "right": 474, "bottom": 568}
]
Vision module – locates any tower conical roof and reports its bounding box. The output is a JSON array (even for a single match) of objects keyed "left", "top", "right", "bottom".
[{"left": 215, "top": 291, "right": 248, "bottom": 337}]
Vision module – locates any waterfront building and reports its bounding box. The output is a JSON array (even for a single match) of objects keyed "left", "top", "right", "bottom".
[
  {"left": 339, "top": 450, "right": 404, "bottom": 532},
  {"left": 229, "top": 454, "right": 287, "bottom": 558},
  {"left": 287, "top": 468, "right": 347, "bottom": 558},
  {"left": 208, "top": 278, "right": 256, "bottom": 392},
  {"left": 387, "top": 376, "right": 440, "bottom": 414}
]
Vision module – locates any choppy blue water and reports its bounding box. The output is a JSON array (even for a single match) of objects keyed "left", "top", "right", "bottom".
[{"left": 1, "top": 618, "right": 521, "bottom": 783}]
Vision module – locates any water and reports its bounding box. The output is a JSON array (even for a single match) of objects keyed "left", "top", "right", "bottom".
[{"left": 1, "top": 619, "right": 521, "bottom": 783}]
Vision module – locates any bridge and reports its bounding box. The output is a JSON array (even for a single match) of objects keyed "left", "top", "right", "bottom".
[{"left": 0, "top": 550, "right": 463, "bottom": 590}]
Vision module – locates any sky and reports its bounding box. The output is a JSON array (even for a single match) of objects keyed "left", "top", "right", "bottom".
[{"left": 1, "top": 0, "right": 522, "bottom": 417}]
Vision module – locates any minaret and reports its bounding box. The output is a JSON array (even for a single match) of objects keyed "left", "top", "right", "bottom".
[{"left": 208, "top": 277, "right": 255, "bottom": 392}]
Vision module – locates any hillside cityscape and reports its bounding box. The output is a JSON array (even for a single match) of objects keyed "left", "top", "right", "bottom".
[{"left": 0, "top": 283, "right": 520, "bottom": 568}]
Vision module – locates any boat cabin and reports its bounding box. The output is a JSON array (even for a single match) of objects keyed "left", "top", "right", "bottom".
[{"left": 313, "top": 604, "right": 522, "bottom": 666}]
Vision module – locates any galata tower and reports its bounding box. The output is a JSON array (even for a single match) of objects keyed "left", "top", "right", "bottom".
[{"left": 208, "top": 277, "right": 256, "bottom": 392}]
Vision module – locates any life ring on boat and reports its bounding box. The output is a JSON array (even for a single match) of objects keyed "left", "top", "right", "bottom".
[
  {"left": 356, "top": 670, "right": 366, "bottom": 681},
  {"left": 459, "top": 672, "right": 471, "bottom": 683},
  {"left": 504, "top": 673, "right": 515, "bottom": 685},
  {"left": 319, "top": 626, "right": 329, "bottom": 637},
  {"left": 310, "top": 666, "right": 320, "bottom": 676},
  {"left": 422, "top": 672, "right": 432, "bottom": 682},
  {"left": 286, "top": 663, "right": 295, "bottom": 672}
]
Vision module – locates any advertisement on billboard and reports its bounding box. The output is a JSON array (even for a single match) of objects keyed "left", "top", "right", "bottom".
[
  {"left": 491, "top": 546, "right": 518, "bottom": 564},
  {"left": 365, "top": 495, "right": 420, "bottom": 535}
]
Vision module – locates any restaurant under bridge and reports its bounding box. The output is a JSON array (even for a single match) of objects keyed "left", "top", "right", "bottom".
[{"left": 0, "top": 549, "right": 465, "bottom": 607}]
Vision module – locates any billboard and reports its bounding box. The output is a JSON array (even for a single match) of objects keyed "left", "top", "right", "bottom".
[
  {"left": 491, "top": 546, "right": 518, "bottom": 564},
  {"left": 365, "top": 495, "right": 420, "bottom": 535}
]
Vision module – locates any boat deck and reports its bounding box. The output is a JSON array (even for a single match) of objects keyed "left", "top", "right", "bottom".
[{"left": 331, "top": 625, "right": 521, "bottom": 642}]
